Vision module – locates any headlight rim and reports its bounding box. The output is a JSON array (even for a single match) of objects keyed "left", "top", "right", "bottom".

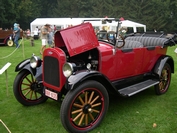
[
  {"left": 63, "top": 62, "right": 76, "bottom": 78},
  {"left": 30, "top": 55, "right": 41, "bottom": 68}
]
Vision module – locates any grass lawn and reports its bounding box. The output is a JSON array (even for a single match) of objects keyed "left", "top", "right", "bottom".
[{"left": 0, "top": 38, "right": 177, "bottom": 133}]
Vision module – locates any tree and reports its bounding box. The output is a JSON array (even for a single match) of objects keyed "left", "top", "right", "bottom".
[
  {"left": 0, "top": 0, "right": 177, "bottom": 32},
  {"left": 54, "top": 0, "right": 85, "bottom": 18},
  {"left": 0, "top": 0, "right": 18, "bottom": 29},
  {"left": 91, "top": 0, "right": 115, "bottom": 18}
]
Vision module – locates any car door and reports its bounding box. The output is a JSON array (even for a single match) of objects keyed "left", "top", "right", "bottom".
[{"left": 115, "top": 47, "right": 145, "bottom": 79}]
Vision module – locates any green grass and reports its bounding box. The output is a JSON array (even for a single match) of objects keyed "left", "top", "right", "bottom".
[{"left": 0, "top": 39, "right": 177, "bottom": 133}]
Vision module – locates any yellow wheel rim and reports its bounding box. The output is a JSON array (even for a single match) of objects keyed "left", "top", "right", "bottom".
[{"left": 7, "top": 40, "right": 14, "bottom": 46}]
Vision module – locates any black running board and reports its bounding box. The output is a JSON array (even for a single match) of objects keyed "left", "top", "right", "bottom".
[{"left": 118, "top": 79, "right": 159, "bottom": 97}]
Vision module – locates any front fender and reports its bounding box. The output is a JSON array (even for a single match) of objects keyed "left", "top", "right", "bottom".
[
  {"left": 15, "top": 59, "right": 43, "bottom": 81},
  {"left": 15, "top": 58, "right": 30, "bottom": 72},
  {"left": 67, "top": 70, "right": 117, "bottom": 93},
  {"left": 153, "top": 55, "right": 174, "bottom": 76}
]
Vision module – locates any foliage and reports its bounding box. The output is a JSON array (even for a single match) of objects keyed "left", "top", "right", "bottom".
[{"left": 0, "top": 0, "right": 177, "bottom": 32}]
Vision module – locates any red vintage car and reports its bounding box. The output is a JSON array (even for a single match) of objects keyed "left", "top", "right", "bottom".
[{"left": 13, "top": 18, "right": 177, "bottom": 133}]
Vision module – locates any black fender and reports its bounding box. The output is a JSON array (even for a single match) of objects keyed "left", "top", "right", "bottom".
[
  {"left": 153, "top": 55, "right": 174, "bottom": 77},
  {"left": 15, "top": 58, "right": 30, "bottom": 72},
  {"left": 15, "top": 58, "right": 42, "bottom": 81},
  {"left": 67, "top": 70, "right": 118, "bottom": 94}
]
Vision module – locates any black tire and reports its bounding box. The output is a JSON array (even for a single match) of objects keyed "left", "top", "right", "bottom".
[
  {"left": 155, "top": 63, "right": 171, "bottom": 95},
  {"left": 6, "top": 39, "right": 14, "bottom": 46},
  {"left": 13, "top": 70, "right": 48, "bottom": 106},
  {"left": 60, "top": 80, "right": 109, "bottom": 133}
]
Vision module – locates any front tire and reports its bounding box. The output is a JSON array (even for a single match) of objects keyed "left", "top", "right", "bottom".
[
  {"left": 155, "top": 63, "right": 171, "bottom": 95},
  {"left": 13, "top": 70, "right": 48, "bottom": 106},
  {"left": 60, "top": 80, "right": 109, "bottom": 133}
]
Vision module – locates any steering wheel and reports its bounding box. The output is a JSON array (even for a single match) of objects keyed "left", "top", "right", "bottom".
[
  {"left": 107, "top": 31, "right": 125, "bottom": 48},
  {"left": 116, "top": 34, "right": 125, "bottom": 48}
]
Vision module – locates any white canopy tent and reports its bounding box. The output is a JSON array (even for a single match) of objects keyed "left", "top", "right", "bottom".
[
  {"left": 121, "top": 20, "right": 146, "bottom": 32},
  {"left": 30, "top": 18, "right": 146, "bottom": 33},
  {"left": 85, "top": 20, "right": 146, "bottom": 33},
  {"left": 30, "top": 18, "right": 75, "bottom": 33},
  {"left": 30, "top": 18, "right": 101, "bottom": 34}
]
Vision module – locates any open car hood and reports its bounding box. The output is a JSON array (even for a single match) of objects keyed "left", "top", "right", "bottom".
[{"left": 55, "top": 22, "right": 99, "bottom": 57}]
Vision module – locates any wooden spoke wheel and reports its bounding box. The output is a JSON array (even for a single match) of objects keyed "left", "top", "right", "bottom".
[
  {"left": 60, "top": 80, "right": 109, "bottom": 133},
  {"left": 13, "top": 70, "right": 48, "bottom": 106},
  {"left": 155, "top": 63, "right": 171, "bottom": 95}
]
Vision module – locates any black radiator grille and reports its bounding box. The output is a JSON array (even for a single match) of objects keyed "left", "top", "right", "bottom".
[{"left": 43, "top": 56, "right": 60, "bottom": 87}]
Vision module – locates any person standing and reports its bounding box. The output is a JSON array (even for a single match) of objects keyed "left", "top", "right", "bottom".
[
  {"left": 40, "top": 24, "right": 50, "bottom": 54},
  {"left": 54, "top": 25, "right": 56, "bottom": 32},
  {"left": 14, "top": 24, "right": 21, "bottom": 48},
  {"left": 14, "top": 23, "right": 18, "bottom": 31},
  {"left": 48, "top": 27, "right": 54, "bottom": 47},
  {"left": 33, "top": 26, "right": 39, "bottom": 40}
]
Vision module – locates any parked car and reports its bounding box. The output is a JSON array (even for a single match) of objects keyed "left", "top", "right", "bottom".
[
  {"left": 0, "top": 30, "right": 14, "bottom": 46},
  {"left": 13, "top": 18, "right": 177, "bottom": 133},
  {"left": 0, "top": 29, "right": 23, "bottom": 46}
]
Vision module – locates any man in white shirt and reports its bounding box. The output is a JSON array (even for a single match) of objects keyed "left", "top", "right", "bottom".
[{"left": 34, "top": 26, "right": 39, "bottom": 40}]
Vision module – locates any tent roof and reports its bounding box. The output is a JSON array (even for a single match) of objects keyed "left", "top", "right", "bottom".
[
  {"left": 31, "top": 18, "right": 74, "bottom": 26},
  {"left": 30, "top": 18, "right": 110, "bottom": 26},
  {"left": 121, "top": 20, "right": 146, "bottom": 32},
  {"left": 121, "top": 20, "right": 146, "bottom": 27}
]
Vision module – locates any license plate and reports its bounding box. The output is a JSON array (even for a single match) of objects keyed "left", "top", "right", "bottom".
[{"left": 45, "top": 89, "right": 58, "bottom": 100}]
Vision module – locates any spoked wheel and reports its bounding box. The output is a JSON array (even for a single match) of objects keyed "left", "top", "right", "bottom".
[
  {"left": 60, "top": 80, "right": 109, "bottom": 133},
  {"left": 13, "top": 70, "right": 48, "bottom": 106},
  {"left": 155, "top": 63, "right": 171, "bottom": 95},
  {"left": 6, "top": 39, "right": 14, "bottom": 46}
]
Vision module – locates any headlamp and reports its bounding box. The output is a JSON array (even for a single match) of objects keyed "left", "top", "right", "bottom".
[
  {"left": 63, "top": 63, "right": 76, "bottom": 78},
  {"left": 30, "top": 56, "right": 42, "bottom": 68}
]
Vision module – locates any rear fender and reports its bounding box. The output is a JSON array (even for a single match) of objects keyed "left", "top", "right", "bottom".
[
  {"left": 66, "top": 70, "right": 118, "bottom": 94},
  {"left": 4, "top": 35, "right": 13, "bottom": 44},
  {"left": 153, "top": 55, "right": 174, "bottom": 77}
]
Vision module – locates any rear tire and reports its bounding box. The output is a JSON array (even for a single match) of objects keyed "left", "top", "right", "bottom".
[
  {"left": 155, "top": 63, "right": 171, "bottom": 95},
  {"left": 6, "top": 39, "right": 14, "bottom": 46}
]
